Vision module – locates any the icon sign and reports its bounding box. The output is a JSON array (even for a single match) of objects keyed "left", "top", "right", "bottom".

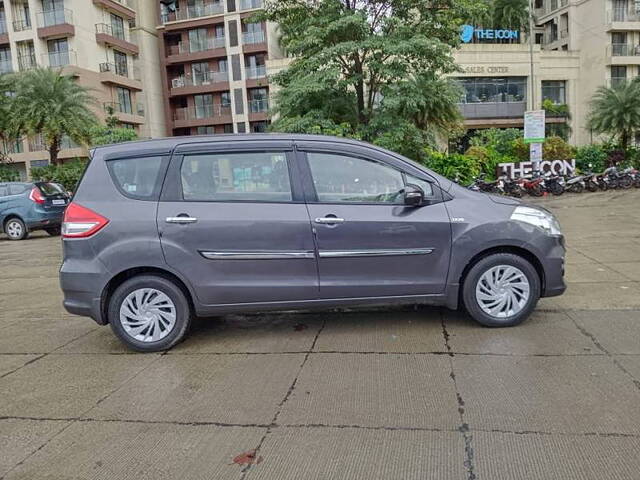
[
  {"left": 460, "top": 25, "right": 519, "bottom": 43},
  {"left": 461, "top": 25, "right": 475, "bottom": 43}
]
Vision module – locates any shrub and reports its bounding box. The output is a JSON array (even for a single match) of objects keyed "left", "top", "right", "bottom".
[
  {"left": 575, "top": 145, "right": 607, "bottom": 172},
  {"left": 469, "top": 128, "right": 522, "bottom": 156},
  {"left": 0, "top": 163, "right": 20, "bottom": 182},
  {"left": 543, "top": 136, "right": 575, "bottom": 161},
  {"left": 30, "top": 159, "right": 88, "bottom": 192},
  {"left": 423, "top": 150, "right": 480, "bottom": 185}
]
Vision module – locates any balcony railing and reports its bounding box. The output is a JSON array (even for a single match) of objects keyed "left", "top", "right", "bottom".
[
  {"left": 458, "top": 101, "right": 526, "bottom": 119},
  {"left": 607, "top": 9, "right": 640, "bottom": 22},
  {"left": 162, "top": 2, "right": 224, "bottom": 22},
  {"left": 607, "top": 77, "right": 629, "bottom": 88},
  {"left": 36, "top": 8, "right": 73, "bottom": 27},
  {"left": 29, "top": 134, "right": 78, "bottom": 152},
  {"left": 242, "top": 30, "right": 265, "bottom": 45},
  {"left": 95, "top": 22, "right": 130, "bottom": 42},
  {"left": 609, "top": 43, "right": 640, "bottom": 56},
  {"left": 0, "top": 60, "right": 12, "bottom": 74},
  {"left": 43, "top": 50, "right": 77, "bottom": 68},
  {"left": 112, "top": 0, "right": 134, "bottom": 8},
  {"left": 13, "top": 19, "right": 32, "bottom": 32},
  {"left": 173, "top": 104, "right": 231, "bottom": 121},
  {"left": 240, "top": 0, "right": 263, "bottom": 10},
  {"left": 104, "top": 101, "right": 145, "bottom": 116},
  {"left": 171, "top": 70, "right": 229, "bottom": 88},
  {"left": 245, "top": 65, "right": 267, "bottom": 79},
  {"left": 17, "top": 53, "right": 37, "bottom": 71},
  {"left": 248, "top": 98, "right": 269, "bottom": 113},
  {"left": 99, "top": 62, "right": 141, "bottom": 80},
  {"left": 173, "top": 36, "right": 226, "bottom": 55}
]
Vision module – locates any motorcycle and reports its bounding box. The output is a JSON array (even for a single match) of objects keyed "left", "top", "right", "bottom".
[
  {"left": 498, "top": 174, "right": 525, "bottom": 198},
  {"left": 521, "top": 171, "right": 545, "bottom": 197},
  {"left": 468, "top": 173, "right": 500, "bottom": 193},
  {"left": 564, "top": 174, "right": 585, "bottom": 194},
  {"left": 583, "top": 171, "right": 600, "bottom": 192},
  {"left": 543, "top": 171, "right": 565, "bottom": 196},
  {"left": 604, "top": 166, "right": 633, "bottom": 189}
]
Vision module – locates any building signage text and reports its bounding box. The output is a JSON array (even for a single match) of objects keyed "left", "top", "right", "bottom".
[
  {"left": 460, "top": 25, "right": 520, "bottom": 43},
  {"left": 462, "top": 66, "right": 510, "bottom": 74},
  {"left": 498, "top": 159, "right": 576, "bottom": 179}
]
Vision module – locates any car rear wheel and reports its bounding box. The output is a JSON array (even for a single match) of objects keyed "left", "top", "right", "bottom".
[
  {"left": 5, "top": 218, "right": 28, "bottom": 241},
  {"left": 462, "top": 253, "right": 540, "bottom": 327},
  {"left": 108, "top": 275, "right": 192, "bottom": 352}
]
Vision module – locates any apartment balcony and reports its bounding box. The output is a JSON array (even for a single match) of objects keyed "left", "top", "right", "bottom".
[
  {"left": 161, "top": 2, "right": 224, "bottom": 24},
  {"left": 246, "top": 65, "right": 266, "bottom": 79},
  {"left": 17, "top": 54, "right": 37, "bottom": 72},
  {"left": 28, "top": 134, "right": 79, "bottom": 153},
  {"left": 169, "top": 71, "right": 229, "bottom": 97},
  {"left": 607, "top": 43, "right": 640, "bottom": 64},
  {"left": 42, "top": 50, "right": 77, "bottom": 68},
  {"left": 36, "top": 9, "right": 75, "bottom": 39},
  {"left": 12, "top": 19, "right": 32, "bottom": 32},
  {"left": 166, "top": 37, "right": 226, "bottom": 64},
  {"left": 248, "top": 98, "right": 269, "bottom": 120},
  {"left": 95, "top": 23, "right": 139, "bottom": 55},
  {"left": 104, "top": 101, "right": 145, "bottom": 124},
  {"left": 173, "top": 104, "right": 232, "bottom": 128},
  {"left": 99, "top": 62, "right": 143, "bottom": 90},
  {"left": 606, "top": 9, "right": 640, "bottom": 30},
  {"left": 93, "top": 0, "right": 136, "bottom": 20},
  {"left": 239, "top": 0, "right": 263, "bottom": 10},
  {"left": 242, "top": 30, "right": 266, "bottom": 53},
  {"left": 0, "top": 59, "right": 12, "bottom": 74}
]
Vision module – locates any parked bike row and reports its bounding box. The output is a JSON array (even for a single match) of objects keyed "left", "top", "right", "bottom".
[{"left": 465, "top": 166, "right": 640, "bottom": 197}]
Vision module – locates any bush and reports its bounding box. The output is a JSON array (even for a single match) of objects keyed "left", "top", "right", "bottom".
[
  {"left": 423, "top": 150, "right": 480, "bottom": 185},
  {"left": 469, "top": 128, "right": 522, "bottom": 156},
  {"left": 575, "top": 145, "right": 607, "bottom": 172},
  {"left": 30, "top": 159, "right": 88, "bottom": 192},
  {"left": 0, "top": 163, "right": 20, "bottom": 182},
  {"left": 543, "top": 136, "right": 575, "bottom": 161}
]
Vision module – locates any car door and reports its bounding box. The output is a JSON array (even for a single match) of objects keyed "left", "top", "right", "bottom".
[
  {"left": 297, "top": 142, "right": 452, "bottom": 299},
  {"left": 157, "top": 140, "right": 318, "bottom": 306}
]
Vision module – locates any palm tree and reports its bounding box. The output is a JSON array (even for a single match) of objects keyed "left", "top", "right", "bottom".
[
  {"left": 11, "top": 68, "right": 97, "bottom": 165},
  {"left": 492, "top": 0, "right": 529, "bottom": 33},
  {"left": 588, "top": 79, "right": 640, "bottom": 150},
  {"left": 0, "top": 73, "right": 18, "bottom": 164}
]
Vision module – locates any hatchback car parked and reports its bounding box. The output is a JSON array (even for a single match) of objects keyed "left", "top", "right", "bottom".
[
  {"left": 60, "top": 135, "right": 566, "bottom": 351},
  {"left": 1, "top": 182, "right": 69, "bottom": 240}
]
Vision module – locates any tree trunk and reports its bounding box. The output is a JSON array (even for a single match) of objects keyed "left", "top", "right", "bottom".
[
  {"left": 621, "top": 130, "right": 629, "bottom": 151},
  {"left": 353, "top": 56, "right": 366, "bottom": 124},
  {"left": 49, "top": 136, "right": 61, "bottom": 166}
]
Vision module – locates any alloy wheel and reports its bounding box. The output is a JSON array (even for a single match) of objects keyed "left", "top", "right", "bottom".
[{"left": 6, "top": 220, "right": 23, "bottom": 239}]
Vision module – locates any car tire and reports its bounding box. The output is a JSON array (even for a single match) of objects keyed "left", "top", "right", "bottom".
[
  {"left": 45, "top": 226, "right": 61, "bottom": 236},
  {"left": 4, "top": 218, "right": 28, "bottom": 241},
  {"left": 462, "top": 253, "right": 540, "bottom": 327},
  {"left": 108, "top": 275, "right": 192, "bottom": 352}
]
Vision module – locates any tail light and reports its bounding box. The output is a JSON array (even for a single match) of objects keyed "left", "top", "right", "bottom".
[
  {"left": 62, "top": 202, "right": 109, "bottom": 238},
  {"left": 29, "top": 187, "right": 45, "bottom": 204}
]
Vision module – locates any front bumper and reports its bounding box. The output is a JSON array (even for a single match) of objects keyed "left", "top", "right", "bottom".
[{"left": 537, "top": 235, "right": 566, "bottom": 298}]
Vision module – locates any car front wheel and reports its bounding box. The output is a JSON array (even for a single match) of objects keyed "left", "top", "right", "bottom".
[
  {"left": 462, "top": 253, "right": 540, "bottom": 327},
  {"left": 108, "top": 275, "right": 192, "bottom": 352}
]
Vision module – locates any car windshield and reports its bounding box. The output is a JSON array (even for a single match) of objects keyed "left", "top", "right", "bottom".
[{"left": 37, "top": 182, "right": 66, "bottom": 196}]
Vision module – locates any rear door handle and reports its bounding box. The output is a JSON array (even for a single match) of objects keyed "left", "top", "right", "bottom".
[
  {"left": 166, "top": 216, "right": 198, "bottom": 224},
  {"left": 314, "top": 217, "right": 345, "bottom": 225}
]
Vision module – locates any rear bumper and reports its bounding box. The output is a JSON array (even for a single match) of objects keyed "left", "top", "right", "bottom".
[
  {"left": 59, "top": 252, "right": 109, "bottom": 325},
  {"left": 26, "top": 210, "right": 64, "bottom": 230}
]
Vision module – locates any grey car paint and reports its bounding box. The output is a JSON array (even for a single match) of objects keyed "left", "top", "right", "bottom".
[{"left": 60, "top": 134, "right": 566, "bottom": 325}]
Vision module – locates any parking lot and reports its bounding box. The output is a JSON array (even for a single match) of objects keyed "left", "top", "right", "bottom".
[{"left": 1, "top": 190, "right": 640, "bottom": 480}]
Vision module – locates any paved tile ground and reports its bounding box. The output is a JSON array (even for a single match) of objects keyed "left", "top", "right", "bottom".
[{"left": 1, "top": 190, "right": 640, "bottom": 479}]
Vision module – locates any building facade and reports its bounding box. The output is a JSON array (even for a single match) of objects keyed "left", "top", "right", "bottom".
[
  {"left": 155, "top": 0, "right": 280, "bottom": 137},
  {"left": 0, "top": 0, "right": 165, "bottom": 179}
]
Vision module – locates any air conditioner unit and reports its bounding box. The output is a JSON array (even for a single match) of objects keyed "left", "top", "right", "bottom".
[{"left": 172, "top": 77, "right": 185, "bottom": 88}]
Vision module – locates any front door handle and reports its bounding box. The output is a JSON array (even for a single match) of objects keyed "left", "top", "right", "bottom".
[
  {"left": 166, "top": 216, "right": 198, "bottom": 224},
  {"left": 314, "top": 217, "right": 345, "bottom": 225}
]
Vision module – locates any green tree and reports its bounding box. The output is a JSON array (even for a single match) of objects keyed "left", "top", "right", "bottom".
[
  {"left": 11, "top": 68, "right": 97, "bottom": 165},
  {"left": 588, "top": 79, "right": 640, "bottom": 150},
  {"left": 261, "top": 0, "right": 483, "bottom": 159},
  {"left": 492, "top": 0, "right": 529, "bottom": 32},
  {"left": 88, "top": 107, "right": 138, "bottom": 146}
]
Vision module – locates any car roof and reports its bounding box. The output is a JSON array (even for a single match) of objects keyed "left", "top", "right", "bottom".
[{"left": 92, "top": 133, "right": 376, "bottom": 155}]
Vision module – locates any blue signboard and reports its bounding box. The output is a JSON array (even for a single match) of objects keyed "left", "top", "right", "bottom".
[{"left": 460, "top": 25, "right": 519, "bottom": 43}]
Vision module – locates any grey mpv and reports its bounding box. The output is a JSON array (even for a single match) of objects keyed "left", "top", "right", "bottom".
[{"left": 60, "top": 135, "right": 566, "bottom": 352}]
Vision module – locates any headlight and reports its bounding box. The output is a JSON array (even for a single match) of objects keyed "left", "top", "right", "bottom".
[{"left": 511, "top": 206, "right": 562, "bottom": 236}]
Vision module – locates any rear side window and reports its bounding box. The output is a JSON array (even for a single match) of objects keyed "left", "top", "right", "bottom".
[
  {"left": 180, "top": 152, "right": 292, "bottom": 202},
  {"left": 37, "top": 183, "right": 64, "bottom": 196},
  {"left": 9, "top": 184, "right": 29, "bottom": 195},
  {"left": 107, "top": 156, "right": 165, "bottom": 200}
]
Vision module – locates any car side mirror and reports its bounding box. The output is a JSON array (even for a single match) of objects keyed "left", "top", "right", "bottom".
[{"left": 404, "top": 184, "right": 424, "bottom": 207}]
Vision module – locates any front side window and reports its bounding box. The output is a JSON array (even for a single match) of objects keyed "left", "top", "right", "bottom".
[
  {"left": 107, "top": 156, "right": 164, "bottom": 199},
  {"left": 307, "top": 152, "right": 405, "bottom": 204},
  {"left": 181, "top": 152, "right": 291, "bottom": 202}
]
